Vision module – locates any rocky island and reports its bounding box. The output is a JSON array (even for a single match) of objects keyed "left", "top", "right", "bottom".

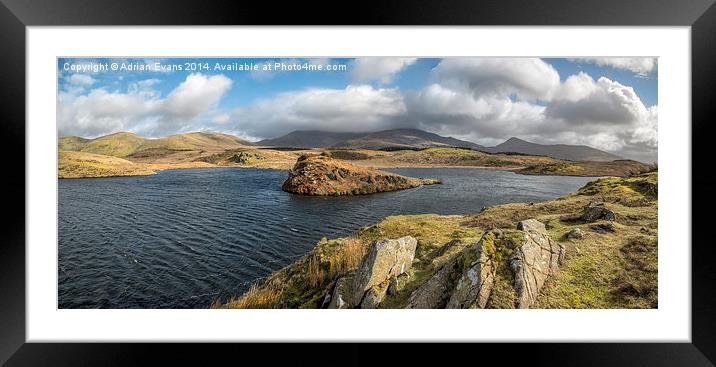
[{"left": 281, "top": 154, "right": 440, "bottom": 196}]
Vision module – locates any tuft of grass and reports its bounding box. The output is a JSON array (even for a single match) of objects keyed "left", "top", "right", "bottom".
[
  {"left": 217, "top": 281, "right": 283, "bottom": 309},
  {"left": 308, "top": 237, "right": 368, "bottom": 287}
]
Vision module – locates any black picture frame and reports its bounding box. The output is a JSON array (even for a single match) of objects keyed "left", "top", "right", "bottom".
[{"left": 2, "top": 0, "right": 714, "bottom": 365}]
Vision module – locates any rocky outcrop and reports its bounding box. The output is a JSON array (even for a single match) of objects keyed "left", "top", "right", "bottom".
[
  {"left": 407, "top": 254, "right": 465, "bottom": 309},
  {"left": 359, "top": 281, "right": 390, "bottom": 309},
  {"left": 446, "top": 234, "right": 498, "bottom": 309},
  {"left": 282, "top": 155, "right": 439, "bottom": 196},
  {"left": 324, "top": 236, "right": 417, "bottom": 309},
  {"left": 510, "top": 220, "right": 565, "bottom": 308},
  {"left": 516, "top": 218, "right": 546, "bottom": 233},
  {"left": 412, "top": 219, "right": 565, "bottom": 309},
  {"left": 325, "top": 277, "right": 353, "bottom": 309},
  {"left": 582, "top": 203, "right": 617, "bottom": 222},
  {"left": 352, "top": 236, "right": 417, "bottom": 304},
  {"left": 228, "top": 151, "right": 263, "bottom": 164}
]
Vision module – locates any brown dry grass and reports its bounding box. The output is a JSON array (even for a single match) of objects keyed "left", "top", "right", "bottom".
[
  {"left": 215, "top": 281, "right": 283, "bottom": 309},
  {"left": 309, "top": 237, "right": 367, "bottom": 287},
  {"left": 58, "top": 151, "right": 155, "bottom": 179}
]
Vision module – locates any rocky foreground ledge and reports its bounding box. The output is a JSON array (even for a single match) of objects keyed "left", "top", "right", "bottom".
[
  {"left": 282, "top": 154, "right": 440, "bottom": 196},
  {"left": 216, "top": 173, "right": 657, "bottom": 309}
]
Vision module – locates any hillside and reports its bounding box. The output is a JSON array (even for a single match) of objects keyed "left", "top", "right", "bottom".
[
  {"left": 335, "top": 128, "right": 484, "bottom": 150},
  {"left": 58, "top": 131, "right": 253, "bottom": 158},
  {"left": 282, "top": 154, "right": 440, "bottom": 196},
  {"left": 58, "top": 151, "right": 155, "bottom": 178},
  {"left": 257, "top": 131, "right": 363, "bottom": 148},
  {"left": 518, "top": 160, "right": 654, "bottom": 177},
  {"left": 485, "top": 137, "right": 622, "bottom": 162},
  {"left": 57, "top": 132, "right": 651, "bottom": 179},
  {"left": 257, "top": 129, "right": 625, "bottom": 163},
  {"left": 257, "top": 128, "right": 482, "bottom": 150},
  {"left": 216, "top": 172, "right": 658, "bottom": 309},
  {"left": 57, "top": 136, "right": 90, "bottom": 151},
  {"left": 381, "top": 147, "right": 558, "bottom": 168}
]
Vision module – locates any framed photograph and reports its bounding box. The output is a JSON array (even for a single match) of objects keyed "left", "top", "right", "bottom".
[{"left": 3, "top": 0, "right": 715, "bottom": 365}]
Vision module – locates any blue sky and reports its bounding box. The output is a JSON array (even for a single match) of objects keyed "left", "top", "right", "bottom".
[{"left": 58, "top": 57, "right": 658, "bottom": 162}]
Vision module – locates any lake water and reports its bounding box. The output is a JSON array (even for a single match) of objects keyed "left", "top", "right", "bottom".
[{"left": 58, "top": 167, "right": 593, "bottom": 308}]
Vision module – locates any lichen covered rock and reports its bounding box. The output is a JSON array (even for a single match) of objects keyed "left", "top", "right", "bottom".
[
  {"left": 352, "top": 236, "right": 417, "bottom": 304},
  {"left": 407, "top": 254, "right": 465, "bottom": 309},
  {"left": 582, "top": 202, "right": 617, "bottom": 222},
  {"left": 325, "top": 276, "right": 354, "bottom": 309},
  {"left": 433, "top": 219, "right": 565, "bottom": 309},
  {"left": 510, "top": 220, "right": 565, "bottom": 308},
  {"left": 446, "top": 232, "right": 502, "bottom": 309},
  {"left": 360, "top": 281, "right": 390, "bottom": 309}
]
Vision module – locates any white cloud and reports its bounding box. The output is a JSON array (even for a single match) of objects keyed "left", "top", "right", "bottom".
[
  {"left": 547, "top": 72, "right": 651, "bottom": 126},
  {"left": 127, "top": 79, "right": 161, "bottom": 98},
  {"left": 163, "top": 73, "right": 232, "bottom": 119},
  {"left": 431, "top": 58, "right": 561, "bottom": 101},
  {"left": 68, "top": 74, "right": 96, "bottom": 86},
  {"left": 58, "top": 88, "right": 161, "bottom": 138},
  {"left": 408, "top": 64, "right": 658, "bottom": 162},
  {"left": 571, "top": 57, "right": 657, "bottom": 76},
  {"left": 58, "top": 73, "right": 232, "bottom": 138},
  {"left": 231, "top": 85, "right": 407, "bottom": 138},
  {"left": 58, "top": 58, "right": 657, "bottom": 162},
  {"left": 350, "top": 57, "right": 417, "bottom": 84}
]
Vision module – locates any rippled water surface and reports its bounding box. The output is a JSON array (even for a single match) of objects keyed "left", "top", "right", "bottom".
[{"left": 58, "top": 167, "right": 593, "bottom": 308}]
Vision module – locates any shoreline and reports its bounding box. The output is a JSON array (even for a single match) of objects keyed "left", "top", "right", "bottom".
[{"left": 58, "top": 160, "right": 614, "bottom": 179}]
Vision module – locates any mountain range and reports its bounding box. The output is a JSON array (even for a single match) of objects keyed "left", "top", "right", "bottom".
[
  {"left": 59, "top": 128, "right": 623, "bottom": 162},
  {"left": 258, "top": 128, "right": 621, "bottom": 162}
]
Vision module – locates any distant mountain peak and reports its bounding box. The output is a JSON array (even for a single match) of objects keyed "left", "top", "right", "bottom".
[
  {"left": 258, "top": 128, "right": 484, "bottom": 150},
  {"left": 486, "top": 137, "right": 621, "bottom": 162}
]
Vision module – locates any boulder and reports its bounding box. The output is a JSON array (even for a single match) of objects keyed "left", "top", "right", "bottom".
[
  {"left": 581, "top": 203, "right": 617, "bottom": 222},
  {"left": 589, "top": 222, "right": 617, "bottom": 233},
  {"left": 352, "top": 236, "right": 417, "bottom": 303},
  {"left": 407, "top": 254, "right": 465, "bottom": 309},
  {"left": 445, "top": 219, "right": 564, "bottom": 309},
  {"left": 510, "top": 221, "right": 565, "bottom": 308},
  {"left": 446, "top": 235, "right": 497, "bottom": 309},
  {"left": 359, "top": 281, "right": 390, "bottom": 309},
  {"left": 326, "top": 277, "right": 354, "bottom": 309},
  {"left": 517, "top": 219, "right": 546, "bottom": 233},
  {"left": 566, "top": 228, "right": 584, "bottom": 239},
  {"left": 387, "top": 276, "right": 399, "bottom": 296}
]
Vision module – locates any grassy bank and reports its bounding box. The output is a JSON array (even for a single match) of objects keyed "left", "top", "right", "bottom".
[{"left": 58, "top": 151, "right": 155, "bottom": 179}]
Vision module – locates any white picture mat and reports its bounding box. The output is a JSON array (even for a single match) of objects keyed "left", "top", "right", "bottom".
[{"left": 27, "top": 26, "right": 690, "bottom": 342}]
